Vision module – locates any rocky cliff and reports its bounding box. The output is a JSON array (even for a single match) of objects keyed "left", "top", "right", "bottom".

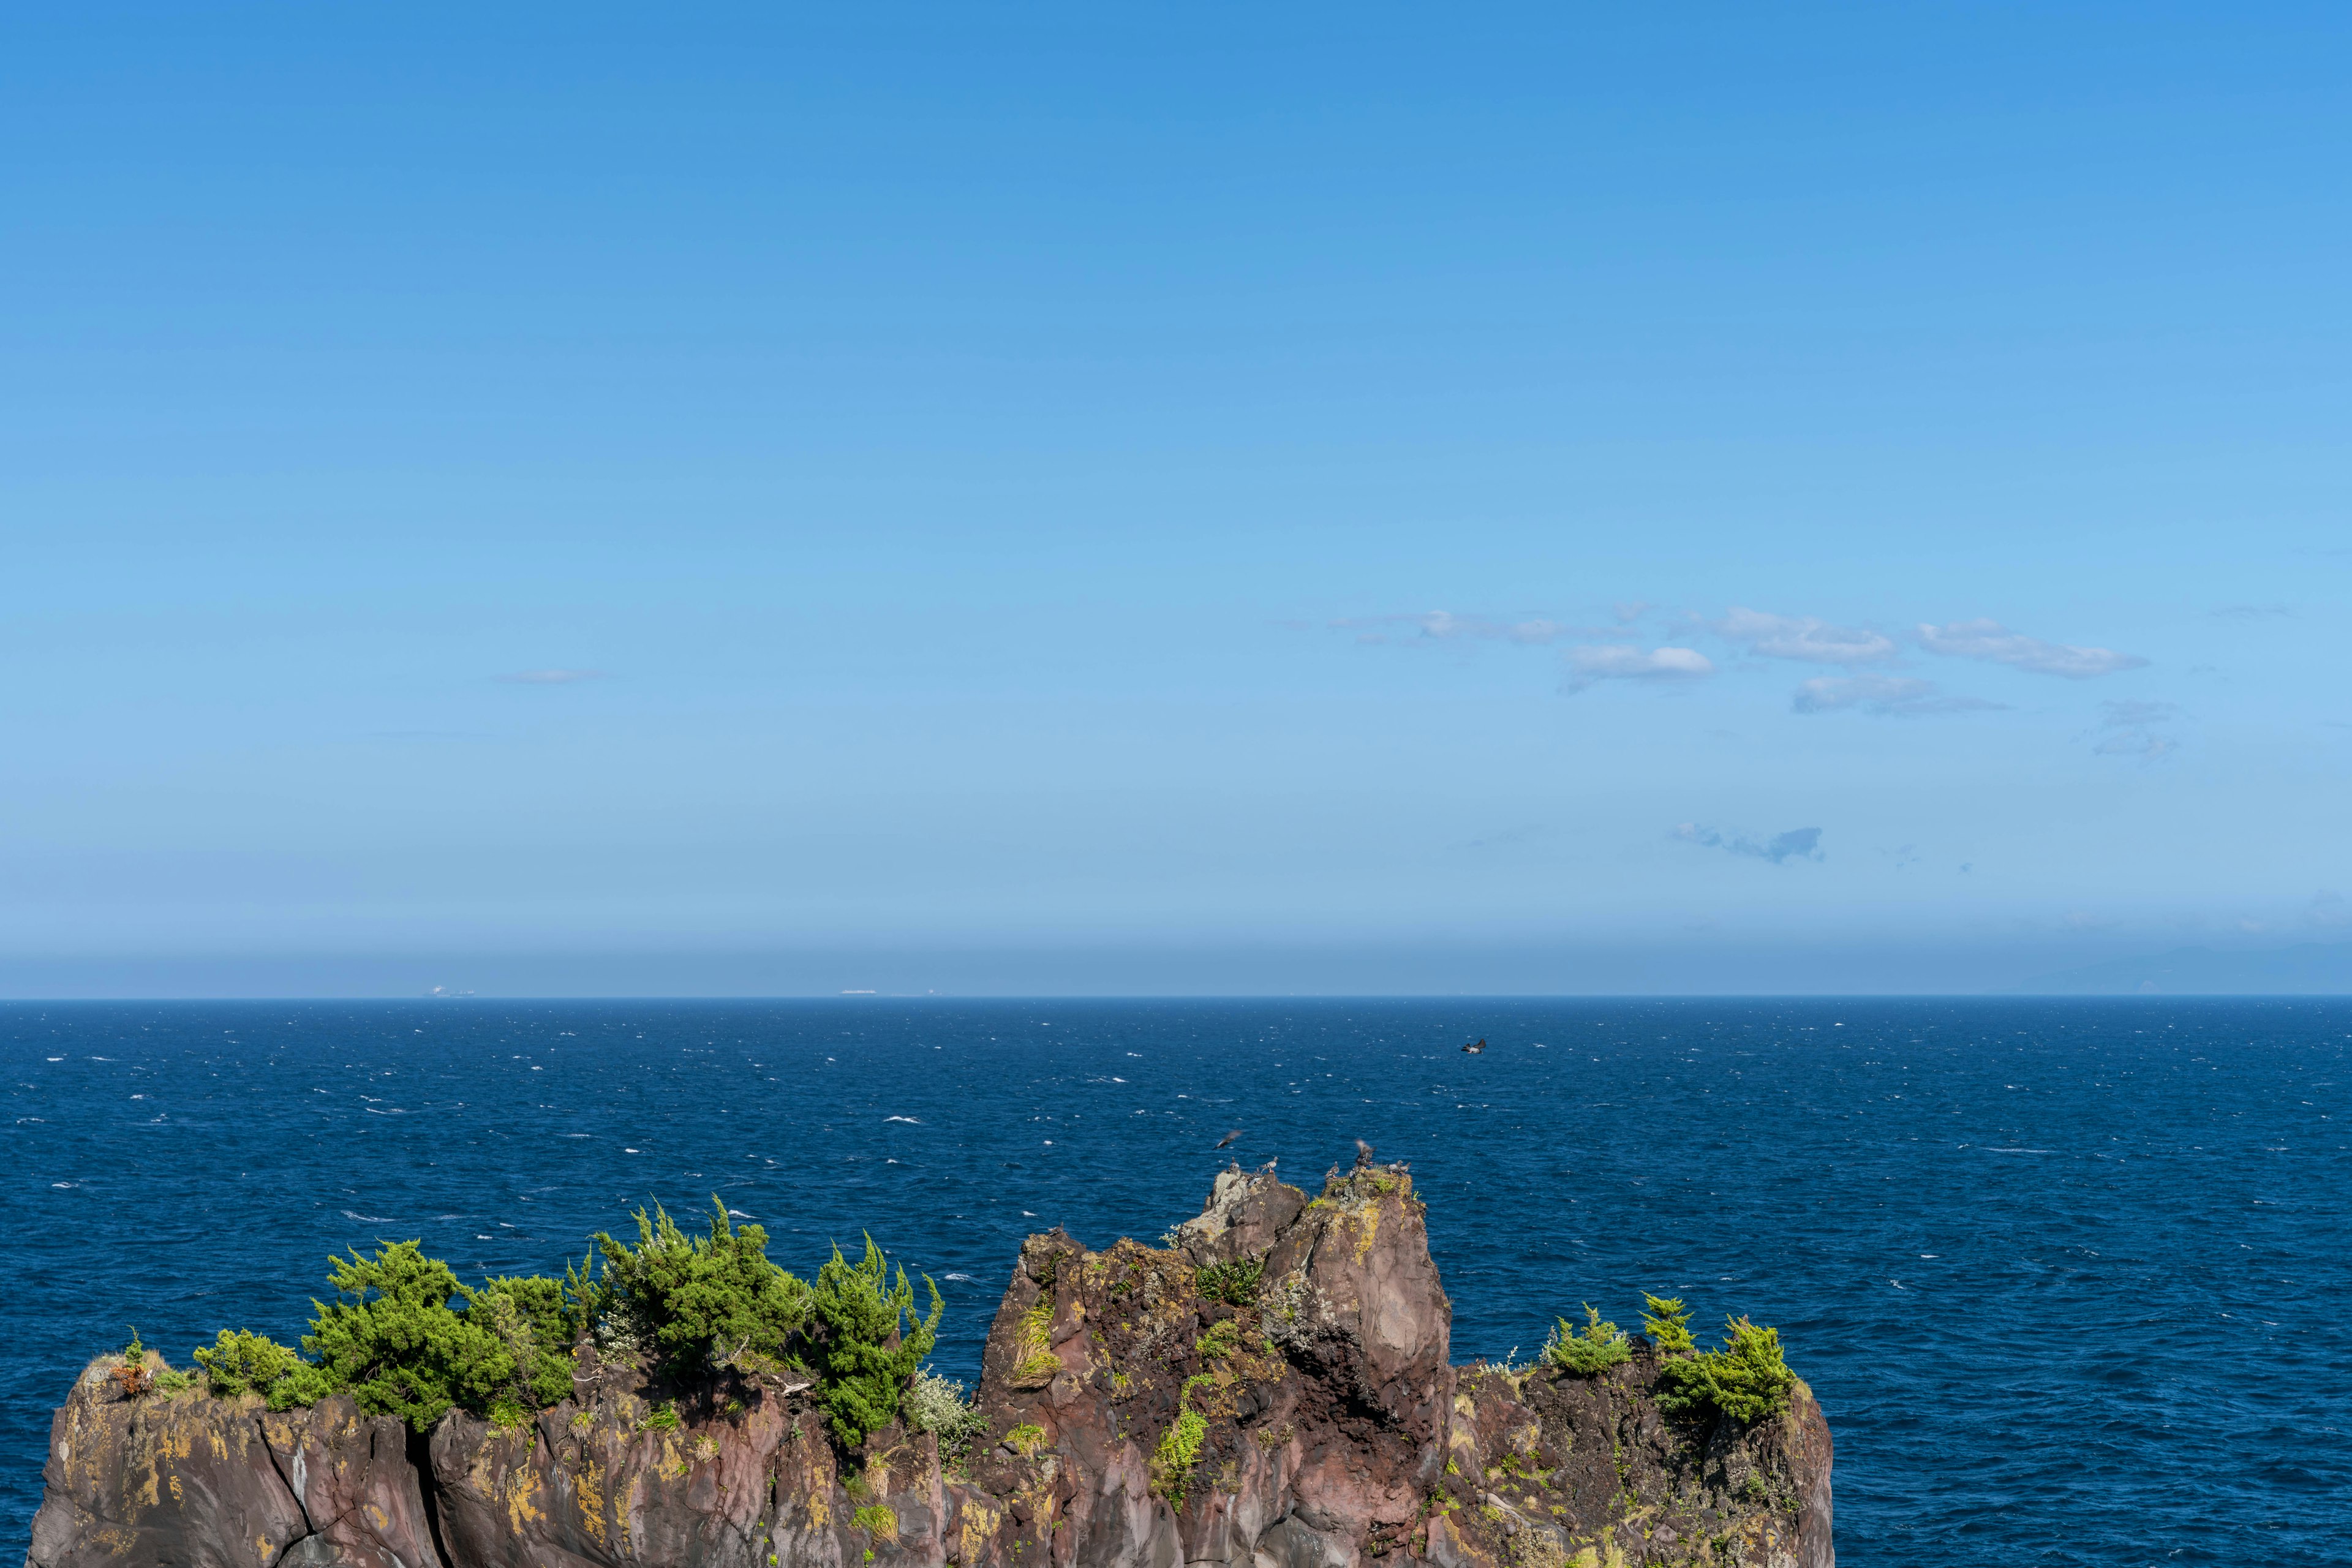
[{"left": 26, "top": 1163, "right": 1831, "bottom": 1568}]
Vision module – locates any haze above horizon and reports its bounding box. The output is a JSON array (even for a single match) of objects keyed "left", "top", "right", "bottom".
[{"left": 7, "top": 6, "right": 2350, "bottom": 997}]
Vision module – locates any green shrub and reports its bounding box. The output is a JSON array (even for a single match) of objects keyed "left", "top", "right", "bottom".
[
  {"left": 639, "top": 1403, "right": 681, "bottom": 1431},
  {"left": 1196, "top": 1319, "right": 1242, "bottom": 1362},
  {"left": 173, "top": 1200, "right": 954, "bottom": 1447},
  {"left": 807, "top": 1236, "right": 942, "bottom": 1450},
  {"left": 852, "top": 1504, "right": 899, "bottom": 1542},
  {"left": 1541, "top": 1304, "right": 1630, "bottom": 1376},
  {"left": 192, "top": 1330, "right": 335, "bottom": 1409},
  {"left": 461, "top": 1275, "right": 578, "bottom": 1409},
  {"left": 304, "top": 1240, "right": 524, "bottom": 1431},
  {"left": 1194, "top": 1257, "right": 1262, "bottom": 1306},
  {"left": 121, "top": 1327, "right": 146, "bottom": 1365},
  {"left": 595, "top": 1199, "right": 811, "bottom": 1379},
  {"left": 902, "top": 1368, "right": 987, "bottom": 1461},
  {"left": 1148, "top": 1408, "right": 1207, "bottom": 1509},
  {"left": 1641, "top": 1294, "right": 1695, "bottom": 1355},
  {"left": 1003, "top": 1422, "right": 1047, "bottom": 1458},
  {"left": 1656, "top": 1315, "right": 1794, "bottom": 1425},
  {"left": 152, "top": 1368, "right": 195, "bottom": 1394},
  {"left": 1011, "top": 1296, "right": 1060, "bottom": 1384}
]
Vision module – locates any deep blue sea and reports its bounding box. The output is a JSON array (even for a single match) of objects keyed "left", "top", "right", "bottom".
[{"left": 5, "top": 999, "right": 2345, "bottom": 1566}]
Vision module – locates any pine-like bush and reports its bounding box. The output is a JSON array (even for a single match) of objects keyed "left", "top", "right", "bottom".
[
  {"left": 806, "top": 1235, "right": 943, "bottom": 1449},
  {"left": 304, "top": 1241, "right": 517, "bottom": 1431},
  {"left": 1655, "top": 1315, "right": 1795, "bottom": 1424},
  {"left": 191, "top": 1330, "right": 334, "bottom": 1409},
  {"left": 593, "top": 1199, "right": 812, "bottom": 1379},
  {"left": 1640, "top": 1294, "right": 1695, "bottom": 1355},
  {"left": 1541, "top": 1304, "right": 1631, "bottom": 1376}
]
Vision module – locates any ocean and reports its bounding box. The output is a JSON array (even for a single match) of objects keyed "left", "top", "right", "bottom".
[{"left": 4, "top": 998, "right": 2343, "bottom": 1566}]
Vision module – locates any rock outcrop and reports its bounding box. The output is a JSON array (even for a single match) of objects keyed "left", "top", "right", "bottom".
[{"left": 26, "top": 1163, "right": 1832, "bottom": 1568}]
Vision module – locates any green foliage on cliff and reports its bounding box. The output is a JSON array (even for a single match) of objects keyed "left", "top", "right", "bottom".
[
  {"left": 903, "top": 1368, "right": 987, "bottom": 1460},
  {"left": 1194, "top": 1256, "right": 1263, "bottom": 1305},
  {"left": 1542, "top": 1304, "right": 1632, "bottom": 1376},
  {"left": 465, "top": 1275, "right": 578, "bottom": 1409},
  {"left": 304, "top": 1242, "right": 523, "bottom": 1431},
  {"left": 191, "top": 1330, "right": 335, "bottom": 1409},
  {"left": 1641, "top": 1294, "right": 1695, "bottom": 1355},
  {"left": 593, "top": 1199, "right": 812, "bottom": 1379},
  {"left": 1148, "top": 1407, "right": 1207, "bottom": 1509},
  {"left": 1655, "top": 1314, "right": 1795, "bottom": 1424},
  {"left": 807, "top": 1235, "right": 943, "bottom": 1449},
  {"left": 173, "top": 1198, "right": 946, "bottom": 1450}
]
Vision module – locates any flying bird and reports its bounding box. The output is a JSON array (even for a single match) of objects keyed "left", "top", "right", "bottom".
[
  {"left": 1354, "top": 1138, "right": 1376, "bottom": 1167},
  {"left": 1461, "top": 1038, "right": 1487, "bottom": 1054},
  {"left": 1215, "top": 1129, "right": 1242, "bottom": 1148}
]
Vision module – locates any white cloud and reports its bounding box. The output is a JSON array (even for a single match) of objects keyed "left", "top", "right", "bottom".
[
  {"left": 1917, "top": 619, "right": 2147, "bottom": 678},
  {"left": 494, "top": 669, "right": 610, "bottom": 685},
  {"left": 1673, "top": 823, "right": 1823, "bottom": 864},
  {"left": 1564, "top": 644, "right": 1714, "bottom": 692},
  {"left": 1711, "top": 608, "right": 1898, "bottom": 666},
  {"left": 1791, "top": 675, "right": 2005, "bottom": 717}
]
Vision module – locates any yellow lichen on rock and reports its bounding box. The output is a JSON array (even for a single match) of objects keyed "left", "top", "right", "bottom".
[
  {"left": 958, "top": 1499, "right": 1001, "bottom": 1562},
  {"left": 576, "top": 1457, "right": 608, "bottom": 1546},
  {"left": 503, "top": 1461, "right": 546, "bottom": 1533}
]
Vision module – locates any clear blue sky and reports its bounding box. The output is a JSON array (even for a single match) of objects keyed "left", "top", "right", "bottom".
[{"left": 6, "top": 5, "right": 2348, "bottom": 995}]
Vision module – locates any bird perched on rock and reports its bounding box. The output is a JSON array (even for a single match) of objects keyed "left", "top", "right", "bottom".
[
  {"left": 1354, "top": 1138, "right": 1375, "bottom": 1167},
  {"left": 1215, "top": 1129, "right": 1241, "bottom": 1148}
]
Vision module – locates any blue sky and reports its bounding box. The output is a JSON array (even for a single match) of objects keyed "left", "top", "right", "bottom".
[{"left": 5, "top": 5, "right": 2348, "bottom": 995}]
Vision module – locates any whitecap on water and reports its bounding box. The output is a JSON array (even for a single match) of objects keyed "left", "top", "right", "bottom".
[
  {"left": 943, "top": 1272, "right": 974, "bottom": 1281},
  {"left": 342, "top": 1210, "right": 396, "bottom": 1223},
  {"left": 884, "top": 1115, "right": 921, "bottom": 1123}
]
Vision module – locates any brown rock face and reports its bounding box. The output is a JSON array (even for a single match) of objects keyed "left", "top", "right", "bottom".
[
  {"left": 27, "top": 1357, "right": 435, "bottom": 1568},
  {"left": 24, "top": 1163, "right": 1831, "bottom": 1568}
]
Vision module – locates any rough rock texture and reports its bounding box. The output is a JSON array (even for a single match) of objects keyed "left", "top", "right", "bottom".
[
  {"left": 28, "top": 1356, "right": 437, "bottom": 1568},
  {"left": 26, "top": 1163, "right": 1832, "bottom": 1568}
]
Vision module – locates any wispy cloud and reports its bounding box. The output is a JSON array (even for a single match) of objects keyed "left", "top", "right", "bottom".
[
  {"left": 1673, "top": 823, "right": 1823, "bottom": 864},
  {"left": 2212, "top": 603, "right": 2292, "bottom": 621},
  {"left": 1709, "top": 608, "right": 1898, "bottom": 666},
  {"left": 2089, "top": 698, "right": 2179, "bottom": 761},
  {"left": 1564, "top": 644, "right": 1714, "bottom": 692},
  {"left": 1332, "top": 611, "right": 1586, "bottom": 646},
  {"left": 1917, "top": 619, "right": 2146, "bottom": 678},
  {"left": 1791, "top": 674, "right": 2005, "bottom": 717},
  {"left": 494, "top": 669, "right": 610, "bottom": 685},
  {"left": 1454, "top": 823, "right": 1547, "bottom": 852}
]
